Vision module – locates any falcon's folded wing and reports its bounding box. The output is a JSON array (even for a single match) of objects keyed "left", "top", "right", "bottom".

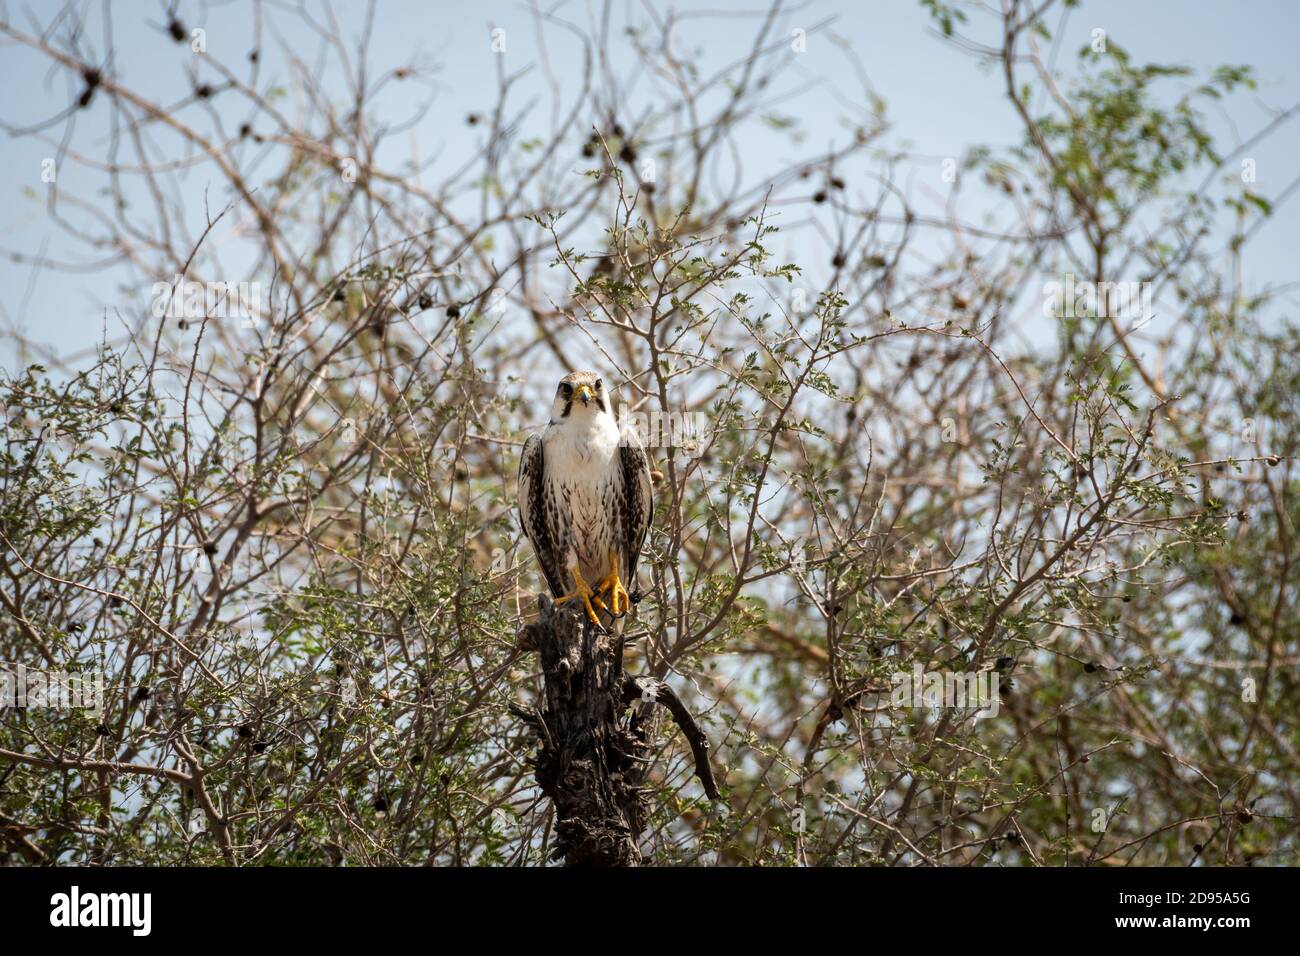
[
  {"left": 619, "top": 435, "right": 653, "bottom": 585},
  {"left": 518, "top": 433, "right": 566, "bottom": 598}
]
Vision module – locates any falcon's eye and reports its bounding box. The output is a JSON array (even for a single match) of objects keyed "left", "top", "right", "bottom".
[
  {"left": 595, "top": 379, "right": 603, "bottom": 391},
  {"left": 560, "top": 382, "right": 573, "bottom": 396}
]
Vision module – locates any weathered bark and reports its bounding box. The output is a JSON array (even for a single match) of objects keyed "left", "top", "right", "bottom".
[{"left": 512, "top": 595, "right": 718, "bottom": 866}]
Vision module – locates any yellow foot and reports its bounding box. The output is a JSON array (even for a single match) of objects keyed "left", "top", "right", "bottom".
[
  {"left": 593, "top": 551, "right": 631, "bottom": 617},
  {"left": 554, "top": 564, "right": 605, "bottom": 625}
]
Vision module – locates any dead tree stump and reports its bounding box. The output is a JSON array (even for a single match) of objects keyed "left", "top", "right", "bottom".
[{"left": 512, "top": 595, "right": 718, "bottom": 867}]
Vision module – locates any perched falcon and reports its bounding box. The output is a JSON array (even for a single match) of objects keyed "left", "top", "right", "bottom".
[{"left": 518, "top": 371, "right": 652, "bottom": 625}]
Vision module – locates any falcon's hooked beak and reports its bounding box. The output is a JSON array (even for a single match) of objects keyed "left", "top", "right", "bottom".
[{"left": 575, "top": 384, "right": 593, "bottom": 406}]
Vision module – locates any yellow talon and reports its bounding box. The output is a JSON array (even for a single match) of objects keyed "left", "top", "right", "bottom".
[
  {"left": 554, "top": 564, "right": 603, "bottom": 625},
  {"left": 594, "top": 551, "right": 631, "bottom": 617}
]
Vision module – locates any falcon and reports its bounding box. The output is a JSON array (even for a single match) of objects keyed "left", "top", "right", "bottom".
[{"left": 517, "top": 371, "right": 652, "bottom": 625}]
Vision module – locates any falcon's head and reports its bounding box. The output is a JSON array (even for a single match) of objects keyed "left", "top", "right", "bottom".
[{"left": 550, "top": 370, "right": 612, "bottom": 423}]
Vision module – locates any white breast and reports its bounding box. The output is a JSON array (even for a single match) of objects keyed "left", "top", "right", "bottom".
[{"left": 543, "top": 412, "right": 623, "bottom": 583}]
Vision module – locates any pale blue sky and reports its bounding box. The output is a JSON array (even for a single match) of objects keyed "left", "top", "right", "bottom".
[{"left": 1, "top": 0, "right": 1297, "bottom": 366}]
